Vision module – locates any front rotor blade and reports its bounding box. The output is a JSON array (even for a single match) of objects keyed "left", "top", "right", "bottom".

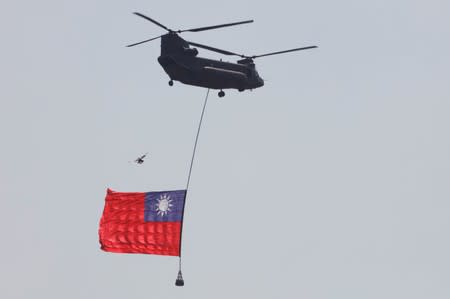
[
  {"left": 126, "top": 35, "right": 162, "bottom": 47},
  {"left": 180, "top": 20, "right": 253, "bottom": 33},
  {"left": 252, "top": 46, "right": 318, "bottom": 58},
  {"left": 133, "top": 12, "right": 170, "bottom": 31},
  {"left": 187, "top": 41, "right": 244, "bottom": 57}
]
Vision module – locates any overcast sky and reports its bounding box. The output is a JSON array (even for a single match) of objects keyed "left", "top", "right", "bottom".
[{"left": 1, "top": 0, "right": 450, "bottom": 298}]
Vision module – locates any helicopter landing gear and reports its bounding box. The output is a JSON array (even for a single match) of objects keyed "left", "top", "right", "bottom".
[
  {"left": 218, "top": 90, "right": 225, "bottom": 98},
  {"left": 168, "top": 80, "right": 174, "bottom": 86}
]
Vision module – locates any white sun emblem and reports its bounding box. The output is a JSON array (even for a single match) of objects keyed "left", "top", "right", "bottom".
[{"left": 155, "top": 194, "right": 173, "bottom": 216}]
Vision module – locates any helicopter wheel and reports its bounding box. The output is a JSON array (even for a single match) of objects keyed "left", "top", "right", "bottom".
[
  {"left": 218, "top": 90, "right": 225, "bottom": 98},
  {"left": 168, "top": 80, "right": 174, "bottom": 86}
]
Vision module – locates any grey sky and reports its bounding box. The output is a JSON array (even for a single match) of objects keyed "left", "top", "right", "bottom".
[{"left": 1, "top": 0, "right": 450, "bottom": 298}]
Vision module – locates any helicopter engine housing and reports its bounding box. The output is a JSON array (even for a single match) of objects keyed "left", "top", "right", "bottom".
[{"left": 183, "top": 47, "right": 199, "bottom": 57}]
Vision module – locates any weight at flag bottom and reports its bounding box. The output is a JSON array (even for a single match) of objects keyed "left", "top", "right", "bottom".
[{"left": 99, "top": 189, "right": 186, "bottom": 256}]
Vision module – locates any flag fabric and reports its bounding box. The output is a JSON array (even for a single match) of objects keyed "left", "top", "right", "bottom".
[{"left": 99, "top": 188, "right": 186, "bottom": 256}]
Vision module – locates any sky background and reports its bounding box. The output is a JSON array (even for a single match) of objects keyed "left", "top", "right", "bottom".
[{"left": 1, "top": 0, "right": 450, "bottom": 298}]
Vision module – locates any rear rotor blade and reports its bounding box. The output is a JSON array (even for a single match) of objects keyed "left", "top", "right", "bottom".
[
  {"left": 126, "top": 35, "right": 162, "bottom": 47},
  {"left": 252, "top": 46, "right": 318, "bottom": 58},
  {"left": 187, "top": 41, "right": 244, "bottom": 57},
  {"left": 180, "top": 20, "right": 253, "bottom": 33},
  {"left": 133, "top": 12, "right": 171, "bottom": 31}
]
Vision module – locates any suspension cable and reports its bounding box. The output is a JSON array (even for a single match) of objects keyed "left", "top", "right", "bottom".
[{"left": 178, "top": 88, "right": 210, "bottom": 279}]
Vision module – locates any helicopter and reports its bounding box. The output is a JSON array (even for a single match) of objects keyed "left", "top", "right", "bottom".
[
  {"left": 132, "top": 152, "right": 148, "bottom": 164},
  {"left": 127, "top": 12, "right": 317, "bottom": 97}
]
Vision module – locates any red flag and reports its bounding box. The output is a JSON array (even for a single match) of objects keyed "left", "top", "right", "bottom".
[{"left": 99, "top": 188, "right": 186, "bottom": 256}]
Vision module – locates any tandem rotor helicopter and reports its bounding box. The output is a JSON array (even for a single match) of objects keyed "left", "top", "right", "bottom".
[{"left": 127, "top": 12, "right": 317, "bottom": 97}]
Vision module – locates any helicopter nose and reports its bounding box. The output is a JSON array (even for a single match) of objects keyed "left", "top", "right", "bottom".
[{"left": 257, "top": 78, "right": 264, "bottom": 87}]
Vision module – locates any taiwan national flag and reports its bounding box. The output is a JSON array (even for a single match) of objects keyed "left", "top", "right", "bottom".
[{"left": 99, "top": 188, "right": 186, "bottom": 256}]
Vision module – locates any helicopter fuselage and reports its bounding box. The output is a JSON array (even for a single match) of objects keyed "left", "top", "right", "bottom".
[{"left": 157, "top": 33, "right": 264, "bottom": 91}]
